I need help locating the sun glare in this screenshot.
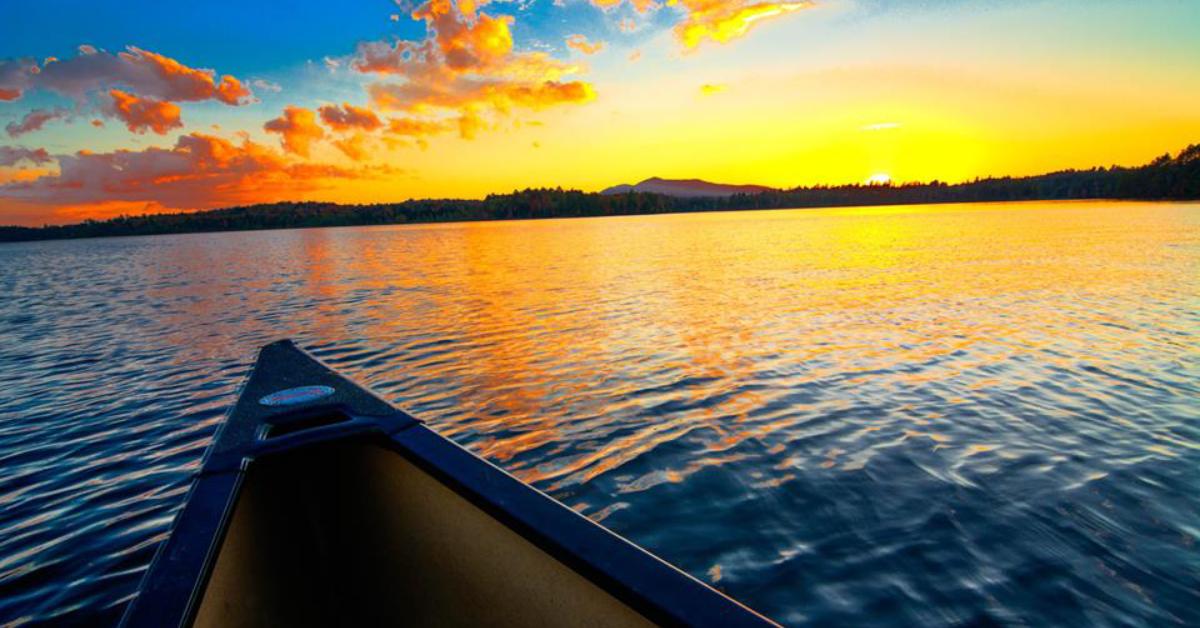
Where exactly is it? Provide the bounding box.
[865,173,892,185]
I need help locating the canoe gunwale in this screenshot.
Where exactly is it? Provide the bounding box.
[119,339,777,627]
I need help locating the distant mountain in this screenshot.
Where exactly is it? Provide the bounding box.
[601,177,776,198]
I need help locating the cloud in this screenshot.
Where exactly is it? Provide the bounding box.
[457,109,484,139]
[1,46,251,142]
[332,133,371,161]
[263,106,326,157]
[565,34,606,55]
[592,0,659,13]
[589,0,811,48]
[0,58,39,101]
[367,78,593,114]
[5,108,69,137]
[1,132,387,213]
[318,102,383,132]
[353,0,594,138]
[386,116,454,137]
[251,78,283,93]
[105,89,183,134]
[0,146,52,167]
[0,45,251,104]
[673,0,813,49]
[862,121,901,131]
[699,83,726,95]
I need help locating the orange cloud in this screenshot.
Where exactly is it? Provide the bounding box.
[353,0,594,138]
[413,0,514,71]
[318,102,383,132]
[386,117,454,137]
[0,47,251,143]
[332,133,370,161]
[126,47,251,105]
[672,0,813,49]
[368,79,594,117]
[498,80,595,108]
[0,132,387,215]
[263,106,325,157]
[0,46,251,104]
[457,110,484,139]
[106,89,183,135]
[5,108,69,137]
[565,34,606,55]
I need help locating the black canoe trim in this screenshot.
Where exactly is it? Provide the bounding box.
[120,340,777,627]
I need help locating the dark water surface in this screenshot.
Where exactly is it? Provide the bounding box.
[1,201,1198,626]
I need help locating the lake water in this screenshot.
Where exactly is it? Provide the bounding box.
[1,201,1198,626]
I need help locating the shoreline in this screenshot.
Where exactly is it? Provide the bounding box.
[2,196,1198,246]
[3,142,1198,244]
[0,197,1188,244]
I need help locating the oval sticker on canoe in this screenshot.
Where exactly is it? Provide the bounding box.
[259,385,335,407]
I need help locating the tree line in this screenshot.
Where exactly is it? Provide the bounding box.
[2,143,1196,243]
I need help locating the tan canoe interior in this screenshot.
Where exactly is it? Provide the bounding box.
[192,438,654,628]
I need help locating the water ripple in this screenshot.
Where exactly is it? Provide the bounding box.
[0,201,1198,626]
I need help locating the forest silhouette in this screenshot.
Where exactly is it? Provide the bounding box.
[2,143,1197,243]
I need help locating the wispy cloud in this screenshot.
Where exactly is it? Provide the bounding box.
[5,108,69,138]
[318,102,383,132]
[585,0,812,48]
[675,0,814,49]
[0,146,52,167]
[251,78,283,93]
[566,34,606,55]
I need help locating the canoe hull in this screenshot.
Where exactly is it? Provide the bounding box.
[121,340,775,627]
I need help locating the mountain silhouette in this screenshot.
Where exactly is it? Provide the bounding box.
[601,177,776,198]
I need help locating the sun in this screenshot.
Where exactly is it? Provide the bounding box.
[865,173,892,185]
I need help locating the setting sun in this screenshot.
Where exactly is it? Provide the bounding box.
[865,173,893,186]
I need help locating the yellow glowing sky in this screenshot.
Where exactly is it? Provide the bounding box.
[1,0,1198,224]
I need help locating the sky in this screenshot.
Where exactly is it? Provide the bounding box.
[1,0,1198,225]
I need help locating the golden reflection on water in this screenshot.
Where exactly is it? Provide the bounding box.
[211,200,1196,489]
[138,201,1199,489]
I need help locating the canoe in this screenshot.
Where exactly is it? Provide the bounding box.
[120,340,776,627]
